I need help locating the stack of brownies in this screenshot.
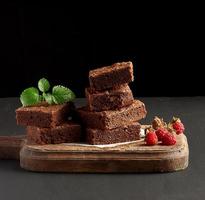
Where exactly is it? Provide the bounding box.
[78,61,147,145]
[16,102,81,144]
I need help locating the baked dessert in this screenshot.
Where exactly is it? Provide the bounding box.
[89,61,134,90]
[77,100,147,129]
[86,122,141,145]
[16,102,74,128]
[85,84,134,111]
[26,121,81,144]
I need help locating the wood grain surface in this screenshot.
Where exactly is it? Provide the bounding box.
[20,134,189,173]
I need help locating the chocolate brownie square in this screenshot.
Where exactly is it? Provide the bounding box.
[77,100,147,129]
[89,61,134,90]
[26,121,81,145]
[16,102,74,128]
[85,84,134,111]
[86,122,141,145]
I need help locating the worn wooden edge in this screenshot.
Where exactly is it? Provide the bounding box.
[0,135,25,159]
[20,135,189,173]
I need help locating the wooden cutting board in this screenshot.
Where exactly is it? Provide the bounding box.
[0,134,189,173]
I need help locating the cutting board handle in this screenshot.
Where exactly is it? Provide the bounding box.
[0,135,26,160]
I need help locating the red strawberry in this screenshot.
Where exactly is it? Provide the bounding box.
[145,131,158,145]
[161,133,176,145]
[172,121,185,134]
[155,128,168,141]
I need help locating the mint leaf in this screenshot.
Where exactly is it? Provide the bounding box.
[20,87,40,106]
[39,95,44,102]
[52,85,75,104]
[43,93,54,105]
[38,78,50,92]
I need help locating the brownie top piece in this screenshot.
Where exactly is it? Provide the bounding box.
[16,102,74,128]
[16,103,71,113]
[89,61,134,90]
[89,61,133,76]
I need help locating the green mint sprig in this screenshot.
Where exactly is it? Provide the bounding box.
[38,78,50,93]
[20,78,76,106]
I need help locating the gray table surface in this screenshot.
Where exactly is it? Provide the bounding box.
[0,97,204,200]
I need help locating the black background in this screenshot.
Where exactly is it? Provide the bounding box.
[0,3,203,97]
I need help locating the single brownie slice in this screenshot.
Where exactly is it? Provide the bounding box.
[89,61,134,90]
[77,100,147,130]
[26,121,81,145]
[85,84,134,111]
[86,122,141,145]
[16,102,74,128]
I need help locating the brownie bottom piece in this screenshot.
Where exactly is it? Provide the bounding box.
[86,122,141,145]
[27,122,81,145]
